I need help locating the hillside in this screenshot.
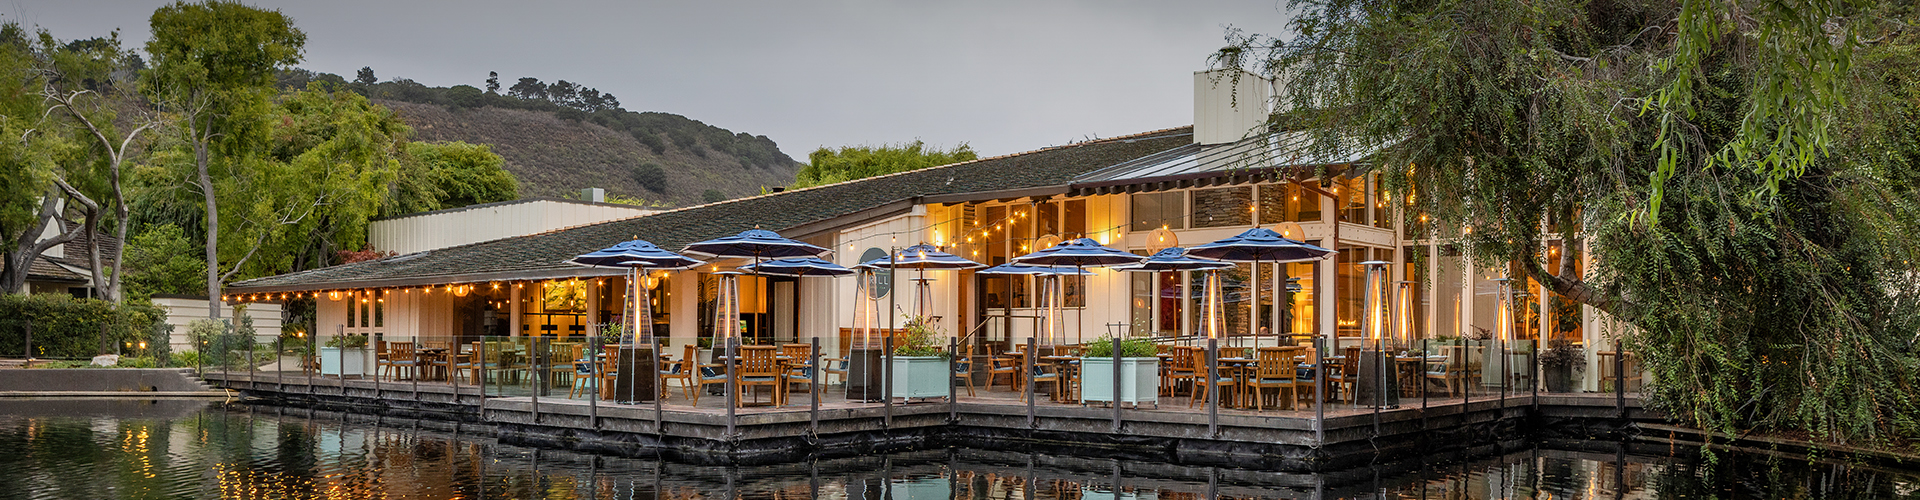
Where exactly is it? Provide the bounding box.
[382,100,799,206]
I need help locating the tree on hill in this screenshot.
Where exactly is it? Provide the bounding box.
[485,71,498,94]
[1220,0,1920,445]
[701,189,726,203]
[793,140,976,189]
[631,162,667,193]
[354,66,375,85]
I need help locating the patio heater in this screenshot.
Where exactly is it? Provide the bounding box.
[1202,270,1226,341]
[1358,260,1398,407]
[1394,280,1415,351]
[1492,277,1514,394]
[847,268,885,401]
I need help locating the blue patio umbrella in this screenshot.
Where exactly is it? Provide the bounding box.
[1010,238,1147,345]
[682,229,832,260]
[1113,247,1235,272]
[738,257,856,277]
[974,263,1094,276]
[1185,228,1335,346]
[568,239,704,346]
[683,229,830,345]
[976,263,1089,345]
[1116,247,1234,343]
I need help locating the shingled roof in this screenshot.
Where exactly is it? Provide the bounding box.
[229,127,1195,293]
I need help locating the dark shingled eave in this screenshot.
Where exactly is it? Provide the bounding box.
[227,127,1196,294]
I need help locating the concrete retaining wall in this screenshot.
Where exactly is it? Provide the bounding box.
[0,368,212,392]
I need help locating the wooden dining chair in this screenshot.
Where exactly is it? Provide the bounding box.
[1246,347,1300,411]
[655,344,695,401]
[373,340,392,380]
[1026,361,1063,403]
[1188,347,1236,408]
[1165,346,1197,398]
[1330,347,1362,403]
[987,352,1020,391]
[735,345,785,407]
[383,341,417,380]
[951,342,976,397]
[821,356,849,387]
[780,343,814,393]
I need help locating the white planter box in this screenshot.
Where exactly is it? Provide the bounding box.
[319,347,368,376]
[889,356,949,400]
[1080,357,1159,405]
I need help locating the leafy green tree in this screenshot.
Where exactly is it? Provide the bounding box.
[484,71,499,94]
[631,162,667,192]
[122,223,204,299]
[142,0,305,319]
[793,140,976,189]
[700,189,726,203]
[353,66,375,85]
[35,27,157,303]
[405,141,517,210]
[445,84,482,108]
[0,24,94,295]
[508,77,545,100]
[1222,0,1920,445]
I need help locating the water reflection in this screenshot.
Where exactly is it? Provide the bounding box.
[0,402,1914,499]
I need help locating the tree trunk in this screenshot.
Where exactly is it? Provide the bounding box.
[196,122,222,321]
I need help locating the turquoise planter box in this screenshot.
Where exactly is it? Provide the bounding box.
[1079,357,1159,406]
[889,356,949,400]
[319,347,367,377]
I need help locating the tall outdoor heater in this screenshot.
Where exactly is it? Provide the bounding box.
[1358,260,1398,408]
[567,239,703,404]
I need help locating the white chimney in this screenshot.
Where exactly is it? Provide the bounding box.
[581,187,605,203]
[1193,69,1271,145]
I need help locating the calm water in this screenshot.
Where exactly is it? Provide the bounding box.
[0,401,1915,499]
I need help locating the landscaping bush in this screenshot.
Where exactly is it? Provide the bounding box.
[0,294,164,359]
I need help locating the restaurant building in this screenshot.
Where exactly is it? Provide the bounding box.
[228,70,1623,392]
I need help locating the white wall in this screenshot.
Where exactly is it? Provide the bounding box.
[369,200,655,254]
[152,297,283,353]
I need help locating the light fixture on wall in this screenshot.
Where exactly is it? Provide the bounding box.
[1271,222,1306,241]
[327,290,341,302]
[452,284,470,297]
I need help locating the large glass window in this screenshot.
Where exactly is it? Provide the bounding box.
[1129,192,1185,231]
[1063,199,1087,235]
[1436,244,1464,339]
[1284,260,1316,337]
[1257,183,1320,223]
[1130,270,1154,336]
[1545,239,1584,343]
[1191,187,1253,228]
[1373,177,1393,229]
[1189,264,1253,339]
[1037,201,1061,237]
[1336,175,1367,223]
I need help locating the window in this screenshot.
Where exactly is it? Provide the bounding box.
[1257,183,1320,223]
[1129,192,1185,231]
[1063,199,1086,235]
[1372,176,1393,229]
[1037,201,1061,237]
[1336,175,1366,223]
[1191,187,1252,228]
[1284,260,1316,336]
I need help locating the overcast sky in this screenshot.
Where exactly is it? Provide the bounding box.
[12,0,1293,160]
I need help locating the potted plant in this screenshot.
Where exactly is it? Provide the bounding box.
[889,315,950,400]
[1080,336,1159,407]
[1539,339,1586,392]
[319,333,369,377]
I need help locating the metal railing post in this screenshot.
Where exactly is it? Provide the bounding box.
[810,336,821,435]
[1025,337,1036,428]
[589,334,598,429]
[531,336,541,424]
[883,334,894,428]
[1207,337,1219,438]
[1615,349,1626,419]
[411,335,421,401]
[1111,335,1122,433]
[23,318,31,360]
[246,323,256,387]
[373,330,383,399]
[1313,334,1324,447]
[449,335,461,404]
[948,337,958,423]
[652,335,663,435]
[725,337,737,439]
[478,337,488,416]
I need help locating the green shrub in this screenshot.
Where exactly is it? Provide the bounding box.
[893,315,948,358]
[1084,336,1157,358]
[0,294,164,359]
